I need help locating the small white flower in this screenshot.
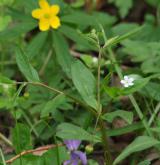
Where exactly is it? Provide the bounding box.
[92,57,98,63]
[120,76,134,88]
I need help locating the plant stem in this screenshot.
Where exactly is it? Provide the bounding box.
[99,119,113,165]
[0,133,12,147]
[97,48,112,165]
[0,148,6,165]
[39,50,52,76]
[107,47,153,137]
[149,102,160,126]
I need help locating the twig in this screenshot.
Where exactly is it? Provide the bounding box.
[6,144,63,164]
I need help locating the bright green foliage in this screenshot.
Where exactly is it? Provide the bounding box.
[56,122,100,142]
[71,60,98,109]
[1,0,160,165]
[16,48,40,82]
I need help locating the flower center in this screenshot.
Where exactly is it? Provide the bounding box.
[44,13,50,19]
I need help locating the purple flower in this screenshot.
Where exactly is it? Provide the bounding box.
[63,140,87,165]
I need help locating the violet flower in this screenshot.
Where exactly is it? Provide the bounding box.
[63,140,87,165]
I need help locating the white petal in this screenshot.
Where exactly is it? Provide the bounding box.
[129,77,134,82]
[124,76,129,80]
[120,80,125,84]
[124,84,129,87]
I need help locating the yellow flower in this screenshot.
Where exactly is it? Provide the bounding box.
[32,0,61,31]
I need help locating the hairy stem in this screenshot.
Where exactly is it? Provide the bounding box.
[97,48,112,165]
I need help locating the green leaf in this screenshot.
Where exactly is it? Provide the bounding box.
[113,136,160,165]
[61,11,94,27]
[53,31,73,77]
[138,160,151,165]
[42,146,69,165]
[109,0,133,18]
[102,110,133,124]
[71,0,85,8]
[103,86,121,98]
[41,94,66,118]
[16,47,40,82]
[56,123,100,142]
[140,82,160,101]
[12,123,32,153]
[0,21,37,41]
[0,15,12,31]
[59,25,92,48]
[104,27,142,48]
[27,31,48,59]
[71,60,97,109]
[107,122,143,137]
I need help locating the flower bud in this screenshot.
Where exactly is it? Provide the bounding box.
[85,144,94,154]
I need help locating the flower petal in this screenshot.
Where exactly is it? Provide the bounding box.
[50,16,61,29]
[63,160,72,165]
[120,80,125,84]
[124,76,129,80]
[32,9,43,19]
[64,140,81,151]
[74,151,87,165]
[50,5,60,15]
[39,18,50,31]
[39,0,50,9]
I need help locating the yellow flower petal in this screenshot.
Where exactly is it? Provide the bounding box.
[50,5,60,15]
[50,16,61,29]
[32,9,43,19]
[39,0,50,9]
[39,18,50,31]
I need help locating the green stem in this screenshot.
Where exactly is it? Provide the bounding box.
[39,50,52,76]
[21,111,39,138]
[107,47,153,137]
[97,48,112,165]
[99,119,113,165]
[0,148,6,165]
[149,102,160,126]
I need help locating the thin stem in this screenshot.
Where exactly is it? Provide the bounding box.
[39,50,52,76]
[21,111,39,138]
[0,148,6,165]
[97,49,102,112]
[107,47,153,137]
[6,144,63,164]
[0,133,12,147]
[96,48,112,165]
[129,95,152,137]
[0,81,97,116]
[149,102,160,126]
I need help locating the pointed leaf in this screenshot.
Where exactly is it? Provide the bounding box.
[53,31,73,77]
[71,60,97,109]
[113,136,160,165]
[16,47,40,82]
